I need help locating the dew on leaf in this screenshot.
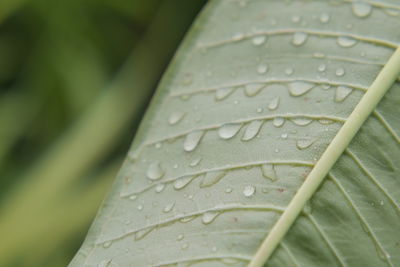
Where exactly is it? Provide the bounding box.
[215,87,235,101]
[268,96,280,110]
[288,81,315,96]
[273,117,285,127]
[200,171,227,187]
[335,86,353,102]
[184,130,205,152]
[218,123,242,139]
[202,211,220,224]
[242,120,263,141]
[146,162,165,181]
[337,36,357,47]
[252,35,266,46]
[261,164,277,181]
[352,2,372,18]
[245,83,265,96]
[243,185,256,197]
[292,32,308,46]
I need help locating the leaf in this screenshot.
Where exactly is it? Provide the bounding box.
[69,0,400,266]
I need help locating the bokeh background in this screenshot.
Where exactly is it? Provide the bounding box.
[0,0,206,266]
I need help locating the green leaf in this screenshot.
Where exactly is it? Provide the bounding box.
[70,0,400,266]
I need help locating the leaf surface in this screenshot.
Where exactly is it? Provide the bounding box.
[70,0,400,266]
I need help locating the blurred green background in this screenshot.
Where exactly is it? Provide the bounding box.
[0,0,206,266]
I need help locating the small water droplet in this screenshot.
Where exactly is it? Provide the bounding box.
[318,64,326,72]
[190,157,202,167]
[261,164,277,181]
[212,246,218,252]
[181,243,189,250]
[245,83,265,96]
[202,211,220,224]
[168,111,186,125]
[256,107,263,113]
[184,130,205,152]
[352,2,372,18]
[335,67,345,77]
[288,81,315,96]
[177,234,184,241]
[252,35,266,46]
[174,175,195,190]
[233,32,245,41]
[291,117,313,126]
[146,162,165,181]
[313,52,325,58]
[215,87,234,101]
[225,187,233,193]
[296,138,316,149]
[319,12,330,23]
[335,86,353,102]
[218,123,242,139]
[134,227,154,240]
[257,63,268,74]
[163,202,175,213]
[273,117,285,127]
[291,15,301,23]
[137,204,144,210]
[98,260,111,267]
[281,133,288,139]
[243,185,256,197]
[103,241,112,248]
[129,195,137,200]
[242,120,263,141]
[285,67,294,76]
[268,96,280,110]
[200,171,227,187]
[155,142,162,149]
[292,32,308,46]
[180,215,197,223]
[337,36,357,47]
[155,183,165,193]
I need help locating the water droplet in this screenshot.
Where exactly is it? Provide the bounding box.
[155,183,165,193]
[98,260,111,267]
[257,63,268,74]
[292,32,308,46]
[313,52,325,58]
[218,123,242,139]
[318,64,326,72]
[288,81,315,96]
[296,138,316,149]
[190,157,202,167]
[291,117,313,126]
[242,120,263,141]
[337,36,357,47]
[319,13,330,23]
[384,8,400,16]
[352,2,372,18]
[146,162,165,181]
[281,133,288,139]
[129,195,137,200]
[335,86,353,102]
[268,96,280,110]
[163,202,175,213]
[137,204,144,210]
[273,117,285,127]
[285,67,294,76]
[261,164,277,181]
[225,187,233,193]
[134,227,154,240]
[245,83,265,96]
[291,15,301,23]
[319,119,334,125]
[256,107,263,113]
[168,111,186,125]
[202,211,220,224]
[243,185,256,197]
[215,87,234,101]
[177,234,184,241]
[181,243,189,250]
[174,175,195,190]
[233,32,245,41]
[335,67,345,77]
[184,130,205,152]
[103,241,112,248]
[252,35,266,46]
[200,171,227,187]
[155,142,162,149]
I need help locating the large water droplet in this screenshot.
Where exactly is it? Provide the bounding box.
[273,117,285,127]
[242,120,263,141]
[215,87,234,101]
[296,138,315,149]
[318,64,326,72]
[200,171,227,187]
[146,162,165,180]
[202,211,220,224]
[292,32,308,46]
[155,183,166,193]
[177,234,184,241]
[243,185,256,197]
[261,164,277,181]
[184,130,205,152]
[168,111,186,125]
[352,2,372,18]
[257,63,268,74]
[291,117,313,126]
[245,83,265,96]
[285,67,294,76]
[190,157,202,167]
[268,96,280,110]
[337,36,357,47]
[335,67,345,77]
[319,13,330,23]
[174,175,195,190]
[288,81,315,96]
[252,35,266,46]
[335,86,353,102]
[218,123,242,139]
[163,202,175,213]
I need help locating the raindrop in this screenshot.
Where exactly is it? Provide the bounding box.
[137,204,144,211]
[256,107,263,113]
[134,227,154,240]
[352,2,372,18]
[103,241,112,248]
[181,243,189,250]
[218,123,242,139]
[163,202,175,213]
[177,234,184,241]
[190,157,202,167]
[335,86,353,102]
[252,35,266,46]
[296,138,316,149]
[233,32,245,41]
[257,63,268,74]
[184,130,205,152]
[281,133,288,139]
[155,183,165,193]
[291,15,301,23]
[245,83,265,96]
[225,187,233,193]
[180,215,197,223]
[285,67,294,76]
[291,117,313,126]
[268,96,280,110]
[313,52,325,58]
[243,185,256,197]
[98,260,111,267]
[337,36,357,47]
[273,117,285,127]
[292,32,308,46]
[335,67,345,77]
[215,87,235,101]
[321,84,331,90]
[200,171,227,187]
[261,164,277,181]
[318,64,326,72]
[174,175,195,190]
[319,13,330,23]
[288,81,315,96]
[202,211,220,224]
[212,246,218,252]
[146,162,165,181]
[242,120,263,141]
[129,195,137,201]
